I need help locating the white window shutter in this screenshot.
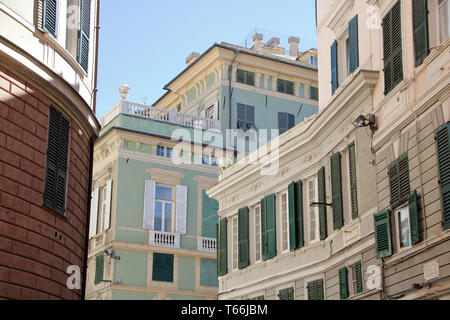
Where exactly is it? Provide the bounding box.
[143,180,156,230]
[89,188,99,239]
[176,185,188,234]
[213,101,219,120]
[103,180,112,231]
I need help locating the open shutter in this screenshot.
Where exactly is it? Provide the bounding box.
[176,185,188,234]
[331,40,338,95]
[348,142,358,219]
[261,197,267,260]
[295,181,304,248]
[218,218,228,276]
[43,0,57,36]
[265,194,277,259]
[143,180,156,230]
[339,267,348,299]
[398,154,411,204]
[288,182,297,250]
[413,0,429,66]
[94,254,104,285]
[331,152,344,230]
[318,167,328,240]
[389,160,400,207]
[436,123,450,230]
[103,180,112,231]
[78,0,91,72]
[374,210,393,258]
[348,15,359,74]
[408,191,420,245]
[89,188,99,239]
[316,279,324,300]
[354,261,363,294]
[238,207,249,269]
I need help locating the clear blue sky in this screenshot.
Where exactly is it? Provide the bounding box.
[96,0,317,119]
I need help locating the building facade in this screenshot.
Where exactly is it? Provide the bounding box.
[208,0,449,300]
[0,0,101,299]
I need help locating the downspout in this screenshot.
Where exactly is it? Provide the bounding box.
[228,50,239,132]
[92,0,101,114]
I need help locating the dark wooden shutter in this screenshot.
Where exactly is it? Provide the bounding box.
[331,152,344,230]
[279,287,294,300]
[202,190,219,238]
[152,253,174,282]
[348,142,359,219]
[307,281,315,300]
[288,113,295,130]
[348,15,359,74]
[374,210,393,258]
[265,194,277,259]
[339,267,348,299]
[247,72,255,86]
[315,279,324,300]
[286,81,294,95]
[78,0,91,72]
[389,154,410,208]
[218,218,228,276]
[288,182,296,250]
[408,191,420,245]
[436,123,450,230]
[331,40,338,95]
[295,181,305,248]
[94,254,104,284]
[278,112,287,134]
[354,261,363,294]
[238,207,249,269]
[413,0,429,66]
[237,69,245,83]
[43,0,57,36]
[318,167,327,240]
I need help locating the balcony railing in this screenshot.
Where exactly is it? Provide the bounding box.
[198,237,217,252]
[150,231,180,248]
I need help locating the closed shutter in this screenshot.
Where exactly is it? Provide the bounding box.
[78,0,91,72]
[278,288,286,300]
[143,180,156,230]
[288,113,295,130]
[236,69,245,83]
[152,253,174,282]
[348,142,358,219]
[436,123,450,230]
[315,279,324,300]
[354,261,363,294]
[176,185,188,234]
[331,40,338,95]
[247,72,255,86]
[89,188,99,239]
[94,254,104,285]
[261,197,267,260]
[413,0,429,66]
[288,182,296,250]
[339,267,348,299]
[279,287,294,300]
[238,207,249,269]
[389,154,410,208]
[265,194,277,259]
[374,210,393,258]
[331,152,344,230]
[218,218,228,276]
[318,167,327,240]
[43,0,57,36]
[348,15,359,74]
[295,181,304,248]
[307,281,315,300]
[408,191,420,245]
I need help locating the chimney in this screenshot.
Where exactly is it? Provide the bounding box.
[253,33,263,51]
[289,36,300,58]
[119,83,130,100]
[185,52,200,65]
[266,37,280,49]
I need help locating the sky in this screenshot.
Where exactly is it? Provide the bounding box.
[96,0,317,119]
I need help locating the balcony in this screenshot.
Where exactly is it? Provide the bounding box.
[198,237,217,253]
[150,230,180,248]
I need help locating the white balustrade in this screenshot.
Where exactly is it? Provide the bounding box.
[150,231,180,248]
[198,237,217,252]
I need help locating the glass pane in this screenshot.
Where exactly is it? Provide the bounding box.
[155,185,173,201]
[246,106,255,122]
[156,146,164,157]
[399,208,411,248]
[166,148,173,158]
[237,104,246,121]
[154,201,163,231]
[164,203,173,233]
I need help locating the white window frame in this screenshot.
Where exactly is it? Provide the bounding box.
[154,184,175,233]
[97,185,107,233]
[232,216,239,272]
[342,257,363,298]
[394,205,412,253]
[280,191,290,253]
[438,0,449,43]
[306,176,320,244]
[254,204,262,263]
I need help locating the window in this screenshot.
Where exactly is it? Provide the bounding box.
[310,56,318,66]
[348,142,358,219]
[254,205,262,263]
[232,216,238,271]
[277,79,294,95]
[306,279,324,300]
[413,0,430,66]
[396,206,411,249]
[236,69,255,86]
[43,0,58,37]
[152,253,174,282]
[280,192,289,252]
[43,106,70,216]
[309,86,319,101]
[94,254,104,285]
[439,0,449,43]
[307,177,319,243]
[278,287,294,300]
[237,103,256,131]
[97,183,111,233]
[166,147,173,159]
[156,146,172,158]
[156,146,165,157]
[389,154,410,209]
[154,185,174,233]
[206,105,215,120]
[278,112,295,135]
[331,40,339,95]
[339,261,363,299]
[77,0,91,72]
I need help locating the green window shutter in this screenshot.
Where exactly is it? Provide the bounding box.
[218,218,228,276]
[413,0,429,66]
[288,182,297,250]
[307,281,315,300]
[43,0,57,36]
[94,254,104,285]
[238,207,249,269]
[295,181,305,249]
[264,194,277,260]
[436,123,450,230]
[348,15,359,74]
[374,210,393,258]
[339,267,348,299]
[78,0,91,73]
[261,197,267,260]
[279,287,294,300]
[318,167,328,240]
[354,261,363,294]
[247,71,255,86]
[389,154,410,208]
[202,190,219,238]
[408,191,420,245]
[331,40,338,95]
[237,69,245,83]
[152,253,174,282]
[331,153,344,230]
[348,142,359,219]
[315,279,324,300]
[278,288,286,300]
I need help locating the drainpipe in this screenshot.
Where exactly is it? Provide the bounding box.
[228,50,239,133]
[92,0,101,114]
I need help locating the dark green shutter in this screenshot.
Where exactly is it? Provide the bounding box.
[288,182,297,250]
[408,191,420,245]
[202,190,219,238]
[152,253,174,282]
[318,167,327,240]
[238,207,249,269]
[354,261,363,294]
[348,15,359,74]
[339,267,348,299]
[348,142,359,219]
[237,69,245,83]
[94,255,104,285]
[261,198,267,260]
[307,281,315,300]
[78,0,91,72]
[389,154,410,208]
[331,40,338,95]
[295,181,305,248]
[374,210,393,258]
[43,0,57,36]
[315,279,324,300]
[279,287,294,300]
[247,71,255,86]
[331,153,344,230]
[383,1,403,95]
[436,123,450,230]
[218,218,228,276]
[413,0,429,66]
[265,194,277,260]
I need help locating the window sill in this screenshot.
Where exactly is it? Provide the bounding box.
[347,288,382,300]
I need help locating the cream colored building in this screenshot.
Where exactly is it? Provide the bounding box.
[208,0,449,300]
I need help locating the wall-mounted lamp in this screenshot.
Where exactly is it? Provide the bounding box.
[104,249,121,261]
[353,114,377,131]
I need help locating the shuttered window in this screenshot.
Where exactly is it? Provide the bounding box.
[339,261,363,299]
[295,181,305,249]
[374,210,393,258]
[331,40,339,95]
[348,15,359,74]
[408,191,420,245]
[413,0,429,66]
[236,69,255,86]
[309,86,319,101]
[238,207,249,269]
[218,218,228,276]
[331,153,344,230]
[278,112,295,135]
[237,103,256,131]
[436,122,450,230]
[94,254,104,285]
[43,0,58,37]
[78,0,91,73]
[288,183,296,250]
[383,1,403,95]
[352,261,363,295]
[339,267,348,299]
[152,253,174,282]
[348,142,359,219]
[318,167,327,240]
[307,279,324,300]
[43,106,70,216]
[278,287,294,300]
[263,194,277,260]
[277,79,295,95]
[389,154,410,209]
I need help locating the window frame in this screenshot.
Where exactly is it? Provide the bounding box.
[393,205,413,252]
[306,176,320,244]
[236,69,256,86]
[438,0,450,43]
[154,184,175,233]
[280,191,290,254]
[237,103,256,132]
[276,78,295,95]
[254,204,263,264]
